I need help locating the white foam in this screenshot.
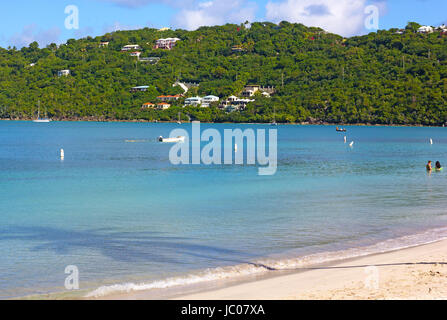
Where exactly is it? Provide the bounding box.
[86,226,447,298]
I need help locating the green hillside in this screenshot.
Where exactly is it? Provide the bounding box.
[1,21,447,125]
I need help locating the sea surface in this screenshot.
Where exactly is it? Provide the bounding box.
[2,121,447,299]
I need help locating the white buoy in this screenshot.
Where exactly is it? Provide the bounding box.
[349,141,354,147]
[344,136,347,143]
[60,148,65,160]
[234,144,238,152]
[430,138,433,145]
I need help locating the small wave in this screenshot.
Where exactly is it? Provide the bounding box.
[86,226,447,298]
[125,140,150,143]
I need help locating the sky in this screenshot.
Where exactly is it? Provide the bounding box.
[0,0,446,49]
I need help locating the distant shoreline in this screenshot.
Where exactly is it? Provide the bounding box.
[0,118,444,128]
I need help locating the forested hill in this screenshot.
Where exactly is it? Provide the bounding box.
[1,21,447,125]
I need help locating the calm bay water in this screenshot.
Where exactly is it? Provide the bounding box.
[1,121,447,298]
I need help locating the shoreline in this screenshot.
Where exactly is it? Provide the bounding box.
[12,226,447,300]
[84,225,447,300]
[101,238,447,300]
[0,118,444,128]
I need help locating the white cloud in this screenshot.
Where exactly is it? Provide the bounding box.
[173,0,257,30]
[9,25,61,48]
[265,0,380,37]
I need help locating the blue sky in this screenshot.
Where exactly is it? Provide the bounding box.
[1,0,446,49]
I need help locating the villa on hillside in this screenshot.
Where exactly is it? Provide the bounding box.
[231,45,245,53]
[139,57,160,64]
[157,95,182,102]
[184,97,203,107]
[156,102,170,110]
[202,95,219,107]
[57,69,70,77]
[99,41,109,47]
[418,26,434,33]
[437,24,447,32]
[130,86,149,92]
[241,85,275,97]
[219,95,254,112]
[121,44,141,51]
[154,38,180,50]
[141,102,155,109]
[130,51,141,57]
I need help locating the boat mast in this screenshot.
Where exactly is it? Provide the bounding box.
[273,105,276,123]
[37,100,41,119]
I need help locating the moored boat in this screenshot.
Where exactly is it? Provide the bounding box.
[158,136,185,143]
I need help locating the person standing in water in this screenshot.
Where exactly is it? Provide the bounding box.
[435,161,443,171]
[426,161,433,171]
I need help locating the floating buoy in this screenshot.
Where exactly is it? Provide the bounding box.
[349,141,354,147]
[60,148,65,160]
[344,136,347,143]
[430,138,433,145]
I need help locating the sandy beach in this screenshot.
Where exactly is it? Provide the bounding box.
[103,239,447,300]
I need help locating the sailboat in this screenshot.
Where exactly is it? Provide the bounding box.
[271,106,278,126]
[33,101,51,123]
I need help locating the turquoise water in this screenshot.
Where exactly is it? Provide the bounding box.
[2,121,447,298]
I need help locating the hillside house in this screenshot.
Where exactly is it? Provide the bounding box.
[157,95,181,102]
[58,70,70,77]
[154,38,180,50]
[130,86,149,92]
[418,26,434,34]
[99,42,109,47]
[121,44,141,51]
[202,95,219,107]
[141,102,155,109]
[156,102,170,110]
[184,97,203,107]
[139,57,160,64]
[231,45,245,53]
[242,85,275,97]
[219,95,254,111]
[130,51,141,57]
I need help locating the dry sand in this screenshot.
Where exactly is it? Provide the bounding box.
[172,239,447,300]
[98,239,447,300]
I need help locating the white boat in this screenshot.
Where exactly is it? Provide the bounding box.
[33,119,52,123]
[33,101,52,123]
[158,136,185,143]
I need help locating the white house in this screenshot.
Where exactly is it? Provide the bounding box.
[219,96,254,112]
[184,96,203,106]
[202,95,219,107]
[438,24,447,32]
[58,70,70,77]
[130,86,149,92]
[99,42,109,47]
[261,92,271,98]
[121,44,141,51]
[129,51,141,57]
[154,38,180,50]
[418,26,434,34]
[139,57,160,64]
